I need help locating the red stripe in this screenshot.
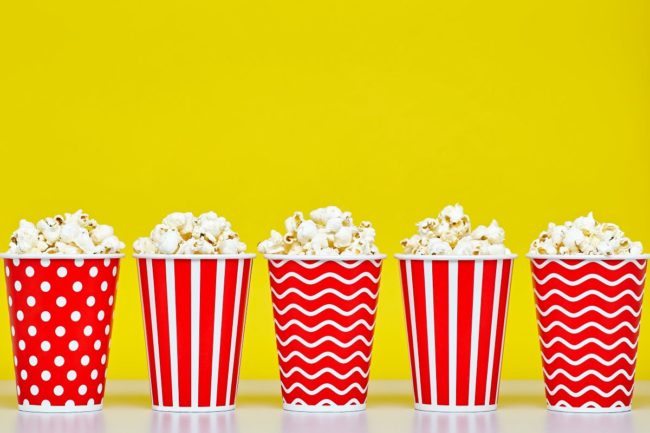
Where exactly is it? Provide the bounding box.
[151,259,172,407]
[229,258,252,405]
[216,259,238,406]
[197,259,217,407]
[489,260,512,404]
[410,260,432,405]
[456,260,475,406]
[474,260,497,405]
[432,261,449,405]
[138,259,159,406]
[400,260,419,403]
[172,260,192,407]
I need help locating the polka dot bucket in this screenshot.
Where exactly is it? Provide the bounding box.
[2,254,122,412]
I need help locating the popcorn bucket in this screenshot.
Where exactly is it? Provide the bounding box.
[1,254,122,412]
[529,254,648,412]
[134,254,255,412]
[395,254,516,412]
[265,254,385,412]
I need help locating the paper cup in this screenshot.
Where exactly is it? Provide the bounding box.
[2,253,122,412]
[529,254,648,413]
[134,254,255,412]
[265,254,385,412]
[396,254,516,412]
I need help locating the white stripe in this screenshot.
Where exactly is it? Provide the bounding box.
[234,260,253,399]
[467,261,483,406]
[210,259,226,407]
[494,260,512,401]
[165,259,179,407]
[225,259,244,404]
[405,261,422,403]
[146,259,163,405]
[424,261,437,405]
[190,260,201,406]
[484,260,503,404]
[136,261,154,399]
[448,261,458,405]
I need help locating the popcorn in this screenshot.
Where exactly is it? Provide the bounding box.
[258,206,379,256]
[401,204,511,256]
[8,210,124,254]
[530,212,643,256]
[133,211,247,255]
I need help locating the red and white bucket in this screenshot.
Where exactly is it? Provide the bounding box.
[134,254,254,412]
[529,254,648,413]
[2,253,122,412]
[395,254,516,412]
[265,254,385,412]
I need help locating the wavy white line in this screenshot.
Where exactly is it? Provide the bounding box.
[542,352,636,366]
[543,367,635,381]
[281,382,368,395]
[280,366,369,379]
[540,336,638,350]
[270,259,382,269]
[276,334,373,348]
[270,271,381,285]
[278,350,372,363]
[533,273,645,286]
[274,318,374,332]
[534,288,643,303]
[554,400,627,409]
[532,259,646,271]
[288,398,362,406]
[536,304,641,319]
[546,384,633,398]
[537,320,640,334]
[273,303,377,316]
[271,287,378,301]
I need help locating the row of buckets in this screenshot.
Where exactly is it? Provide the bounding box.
[1,252,647,413]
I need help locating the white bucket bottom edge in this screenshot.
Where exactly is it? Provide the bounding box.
[152,404,235,413]
[283,403,366,413]
[415,403,497,413]
[18,404,103,413]
[547,405,631,414]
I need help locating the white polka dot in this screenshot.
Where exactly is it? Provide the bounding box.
[41,400,50,406]
[18,340,25,350]
[27,326,36,337]
[57,267,67,278]
[78,384,87,395]
[101,354,106,365]
[104,258,110,267]
[88,397,95,405]
[29,356,37,366]
[41,370,51,381]
[84,325,93,336]
[22,399,29,406]
[97,383,103,394]
[17,310,24,321]
[112,266,117,276]
[41,341,51,351]
[86,296,96,307]
[108,296,114,306]
[30,385,39,395]
[89,267,98,277]
[11,326,15,336]
[81,355,90,366]
[20,370,27,380]
[71,311,81,321]
[94,340,101,350]
[14,281,22,291]
[14,356,18,366]
[104,325,110,335]
[40,258,50,268]
[67,370,77,381]
[65,400,75,407]
[91,369,98,380]
[40,281,51,292]
[75,258,84,267]
[41,311,51,322]
[25,266,34,277]
[69,340,79,351]
[16,385,20,396]
[13,258,20,266]
[55,326,66,337]
[56,296,67,307]
[26,296,36,307]
[54,356,65,367]
[53,386,64,396]
[97,311,105,321]
[72,281,83,292]
[5,266,10,276]
[8,296,12,307]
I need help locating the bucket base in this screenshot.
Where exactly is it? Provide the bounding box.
[283,403,366,413]
[18,404,103,413]
[152,404,235,413]
[415,403,497,413]
[547,405,631,414]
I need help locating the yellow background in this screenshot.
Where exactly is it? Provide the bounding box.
[0,1,649,382]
